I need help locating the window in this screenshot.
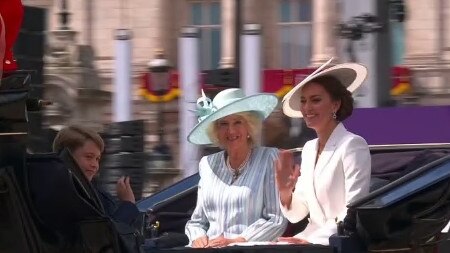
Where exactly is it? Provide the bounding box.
[391,21,405,65]
[190,1,221,70]
[278,0,312,69]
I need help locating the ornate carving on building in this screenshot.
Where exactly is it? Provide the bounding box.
[43,1,110,131]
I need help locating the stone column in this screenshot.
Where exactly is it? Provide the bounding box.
[242,0,260,24]
[403,0,440,67]
[241,24,262,95]
[311,0,337,66]
[220,0,236,68]
[179,27,200,178]
[441,0,450,64]
[85,0,93,46]
[262,0,277,69]
[113,29,133,122]
[151,0,172,59]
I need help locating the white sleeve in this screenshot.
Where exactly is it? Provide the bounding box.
[185,157,209,243]
[339,136,371,220]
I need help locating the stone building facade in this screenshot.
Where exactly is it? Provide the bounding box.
[23,0,450,170]
[28,0,450,89]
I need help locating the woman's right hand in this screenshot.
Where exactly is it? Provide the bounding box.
[275,150,300,207]
[192,236,209,248]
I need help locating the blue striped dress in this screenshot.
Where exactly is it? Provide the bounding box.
[185,146,287,244]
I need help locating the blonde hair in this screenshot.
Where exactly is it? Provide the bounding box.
[53,125,104,153]
[207,111,263,148]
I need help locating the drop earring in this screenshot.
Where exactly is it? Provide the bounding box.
[332,111,337,119]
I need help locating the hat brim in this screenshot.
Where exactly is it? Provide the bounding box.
[282,63,367,118]
[187,93,279,145]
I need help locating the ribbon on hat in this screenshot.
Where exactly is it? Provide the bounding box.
[195,90,217,122]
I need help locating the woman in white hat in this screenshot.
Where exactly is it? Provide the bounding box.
[275,59,372,245]
[185,88,287,248]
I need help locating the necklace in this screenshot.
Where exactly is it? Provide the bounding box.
[226,150,251,183]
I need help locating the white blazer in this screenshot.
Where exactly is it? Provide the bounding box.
[280,123,371,245]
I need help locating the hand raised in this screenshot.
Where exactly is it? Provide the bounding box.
[275,150,300,207]
[116,176,136,203]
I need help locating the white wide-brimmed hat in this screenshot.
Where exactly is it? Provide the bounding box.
[187,88,278,145]
[282,58,368,118]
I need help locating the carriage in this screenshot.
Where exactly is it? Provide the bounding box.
[2,72,450,253]
[137,106,450,253]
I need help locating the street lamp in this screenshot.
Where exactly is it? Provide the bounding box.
[147,49,171,155]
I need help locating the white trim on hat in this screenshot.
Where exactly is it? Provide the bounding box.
[282,59,368,118]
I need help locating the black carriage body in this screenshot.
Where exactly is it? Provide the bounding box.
[138,144,450,253]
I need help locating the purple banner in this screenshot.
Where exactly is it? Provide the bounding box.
[344,106,450,145]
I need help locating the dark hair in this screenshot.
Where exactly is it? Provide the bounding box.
[306,75,354,121]
[53,125,104,153]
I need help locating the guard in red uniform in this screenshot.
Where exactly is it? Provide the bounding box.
[0,0,24,77]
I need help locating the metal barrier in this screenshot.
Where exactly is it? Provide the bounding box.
[99,120,146,199]
[412,67,450,95]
